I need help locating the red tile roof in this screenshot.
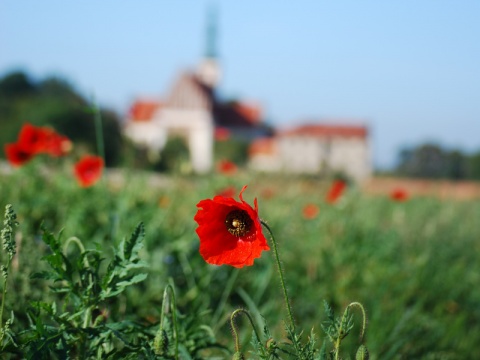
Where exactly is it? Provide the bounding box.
[279,124,368,138]
[129,100,161,121]
[233,102,262,125]
[248,137,277,156]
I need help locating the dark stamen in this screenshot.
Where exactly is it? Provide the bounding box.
[225,209,253,237]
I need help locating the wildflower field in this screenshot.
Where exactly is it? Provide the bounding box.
[1,158,480,358]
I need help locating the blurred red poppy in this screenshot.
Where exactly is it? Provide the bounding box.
[11,123,72,158]
[214,127,230,141]
[303,203,320,219]
[194,185,270,268]
[217,159,237,175]
[326,180,347,204]
[43,129,73,157]
[4,142,35,167]
[17,123,49,155]
[390,188,409,202]
[261,187,276,199]
[216,186,236,198]
[74,155,104,187]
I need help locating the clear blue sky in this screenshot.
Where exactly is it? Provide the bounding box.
[2,1,479,169]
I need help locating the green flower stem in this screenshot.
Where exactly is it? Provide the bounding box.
[347,302,367,342]
[64,236,89,268]
[92,96,106,164]
[155,283,179,359]
[230,308,262,354]
[334,302,367,360]
[261,220,296,333]
[0,258,11,332]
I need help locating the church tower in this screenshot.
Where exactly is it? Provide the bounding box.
[197,5,221,88]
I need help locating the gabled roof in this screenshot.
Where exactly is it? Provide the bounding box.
[279,123,368,138]
[165,72,214,110]
[213,101,263,128]
[125,71,265,130]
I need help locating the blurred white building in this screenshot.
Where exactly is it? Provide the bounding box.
[123,9,269,173]
[249,123,372,182]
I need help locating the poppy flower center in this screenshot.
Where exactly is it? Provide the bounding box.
[225,209,253,237]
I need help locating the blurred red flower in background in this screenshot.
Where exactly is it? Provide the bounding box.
[4,123,72,167]
[43,129,73,157]
[217,159,237,175]
[4,142,35,167]
[194,185,269,268]
[326,180,347,204]
[303,203,320,219]
[17,123,49,155]
[214,127,230,141]
[216,186,236,198]
[74,155,104,187]
[390,188,409,202]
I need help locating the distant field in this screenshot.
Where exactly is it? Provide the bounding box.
[363,175,480,200]
[0,166,479,358]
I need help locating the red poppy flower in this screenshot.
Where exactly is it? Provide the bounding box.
[390,188,409,202]
[17,123,49,155]
[326,180,347,204]
[16,123,72,157]
[74,155,104,187]
[194,185,270,268]
[43,130,73,157]
[217,159,237,175]
[4,142,35,167]
[303,203,320,219]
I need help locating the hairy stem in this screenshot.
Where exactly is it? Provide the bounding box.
[64,236,89,267]
[230,308,262,354]
[261,220,296,332]
[334,302,367,360]
[0,258,11,332]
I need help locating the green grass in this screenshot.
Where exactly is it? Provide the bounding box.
[0,163,479,358]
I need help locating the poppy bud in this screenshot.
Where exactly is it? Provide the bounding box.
[154,329,169,355]
[356,344,369,360]
[232,351,245,360]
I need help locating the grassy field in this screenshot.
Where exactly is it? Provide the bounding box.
[0,163,479,359]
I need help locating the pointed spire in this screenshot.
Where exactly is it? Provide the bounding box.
[205,4,218,59]
[198,3,221,88]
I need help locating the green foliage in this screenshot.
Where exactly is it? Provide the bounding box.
[156,137,191,173]
[0,168,480,358]
[0,70,123,166]
[395,142,480,180]
[214,139,250,165]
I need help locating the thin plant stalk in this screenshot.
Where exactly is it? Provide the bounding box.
[334,302,367,360]
[230,308,262,354]
[91,96,106,164]
[0,257,11,332]
[261,220,296,333]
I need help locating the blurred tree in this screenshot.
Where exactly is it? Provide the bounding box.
[0,71,36,98]
[467,151,480,180]
[396,143,448,178]
[395,143,480,180]
[445,150,467,180]
[0,70,123,166]
[214,139,249,165]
